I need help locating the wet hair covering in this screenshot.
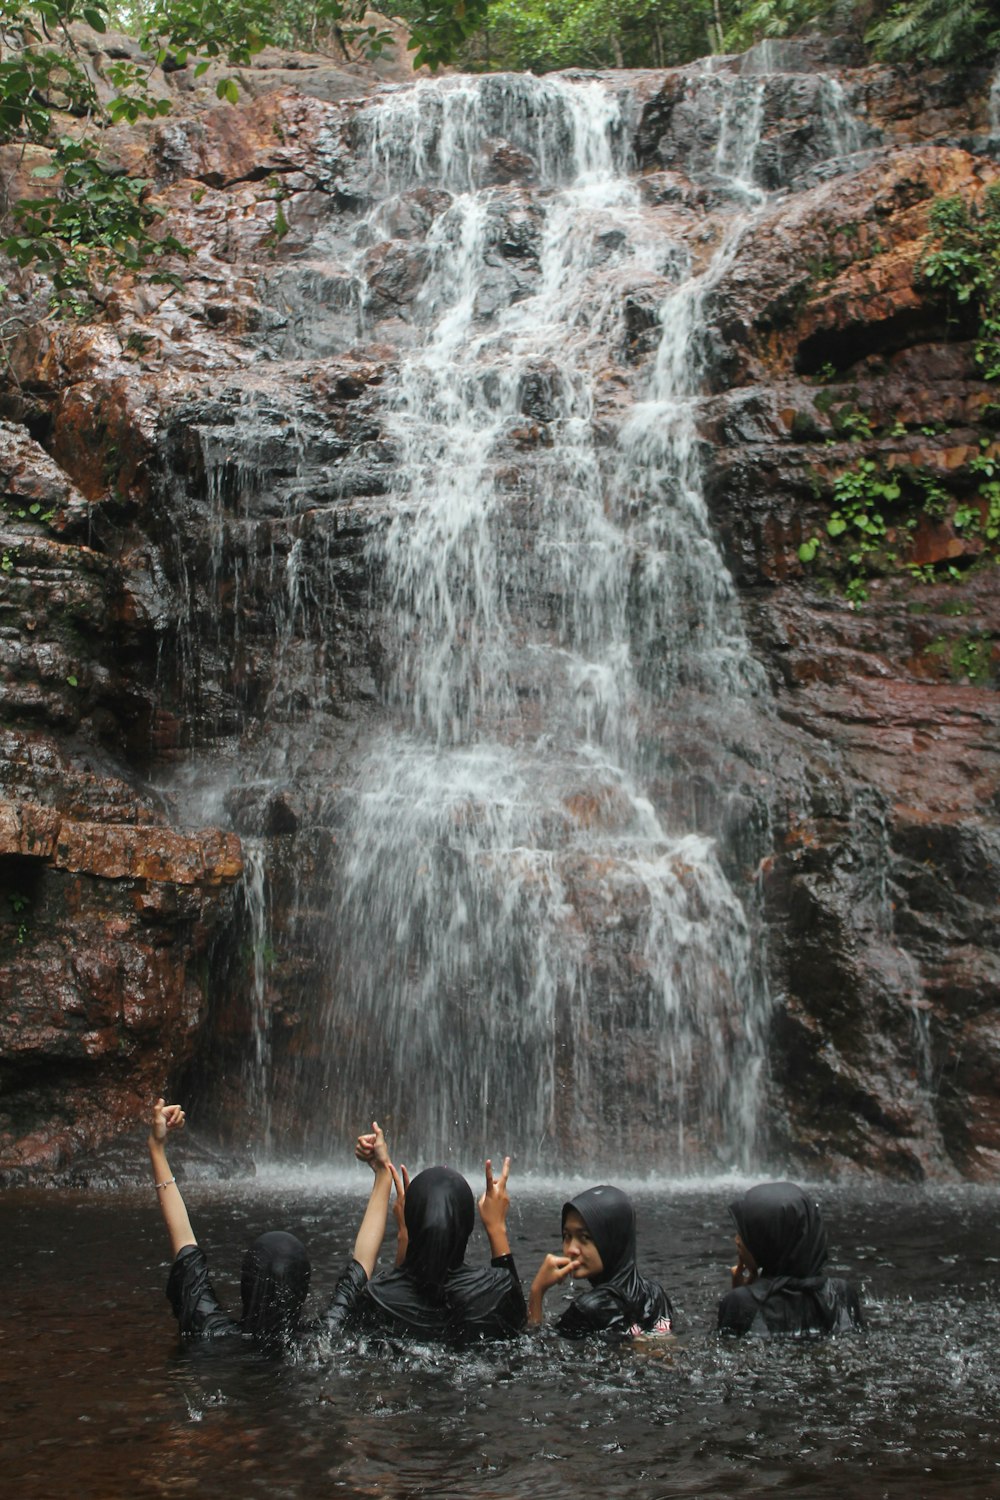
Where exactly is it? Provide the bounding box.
[720,1181,863,1338]
[239,1231,311,1344]
[336,1165,526,1341]
[730,1181,828,1279]
[166,1231,311,1346]
[401,1166,475,1298]
[556,1184,673,1339]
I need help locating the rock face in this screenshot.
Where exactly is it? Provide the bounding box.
[1,38,998,1179]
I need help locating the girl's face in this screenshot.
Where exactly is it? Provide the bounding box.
[562,1210,604,1279]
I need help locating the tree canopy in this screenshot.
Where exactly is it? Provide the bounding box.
[449,0,1000,73]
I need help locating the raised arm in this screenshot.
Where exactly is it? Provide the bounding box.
[148,1098,196,1259]
[390,1163,410,1266]
[478,1156,513,1260]
[351,1121,394,1278]
[527,1253,576,1326]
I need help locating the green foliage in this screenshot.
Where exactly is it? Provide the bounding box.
[723,0,839,53]
[920,187,1000,383]
[798,448,1000,603]
[911,469,949,519]
[258,0,396,57]
[0,0,397,316]
[139,0,272,66]
[0,0,106,143]
[826,458,901,542]
[2,494,56,523]
[457,0,715,73]
[866,0,999,64]
[396,0,490,67]
[6,889,31,945]
[3,137,189,314]
[924,632,994,684]
[830,402,874,439]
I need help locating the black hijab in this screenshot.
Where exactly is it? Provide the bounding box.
[240,1230,311,1343]
[563,1185,637,1285]
[402,1166,476,1298]
[725,1181,850,1335]
[729,1182,828,1280]
[353,1164,524,1338]
[557,1184,672,1337]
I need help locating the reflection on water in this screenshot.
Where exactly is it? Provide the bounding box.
[4,1184,1000,1498]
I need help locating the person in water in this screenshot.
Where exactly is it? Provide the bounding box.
[326,1153,526,1340]
[718,1180,864,1337]
[528,1184,673,1338]
[149,1099,394,1346]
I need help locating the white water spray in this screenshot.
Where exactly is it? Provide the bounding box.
[305,75,774,1169]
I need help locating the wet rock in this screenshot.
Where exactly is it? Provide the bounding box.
[478,138,539,185]
[362,238,431,315]
[2,42,999,1181]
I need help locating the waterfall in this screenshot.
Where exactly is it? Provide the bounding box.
[240,840,274,1150]
[817,75,863,159]
[282,74,776,1171]
[713,77,766,199]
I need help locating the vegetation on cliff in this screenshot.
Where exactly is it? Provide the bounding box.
[1,0,997,321]
[796,186,1000,605]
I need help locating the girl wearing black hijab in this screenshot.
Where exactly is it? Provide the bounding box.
[149,1100,393,1348]
[529,1184,673,1339]
[718,1181,864,1337]
[326,1157,526,1340]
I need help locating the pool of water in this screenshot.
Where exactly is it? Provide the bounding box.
[4,1178,999,1498]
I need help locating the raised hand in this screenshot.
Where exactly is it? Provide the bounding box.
[731,1236,758,1289]
[151,1097,186,1143]
[389,1162,410,1264]
[527,1250,577,1326]
[478,1156,512,1259]
[355,1120,390,1173]
[533,1253,576,1293]
[148,1098,196,1257]
[478,1156,511,1231]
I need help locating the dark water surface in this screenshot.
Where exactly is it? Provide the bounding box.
[3,1179,999,1499]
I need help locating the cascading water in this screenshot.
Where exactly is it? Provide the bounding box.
[160,61,880,1170]
[290,74,776,1170]
[240,840,274,1149]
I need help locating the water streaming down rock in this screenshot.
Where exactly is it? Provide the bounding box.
[7,37,995,1182]
[240,840,275,1149]
[286,74,779,1169]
